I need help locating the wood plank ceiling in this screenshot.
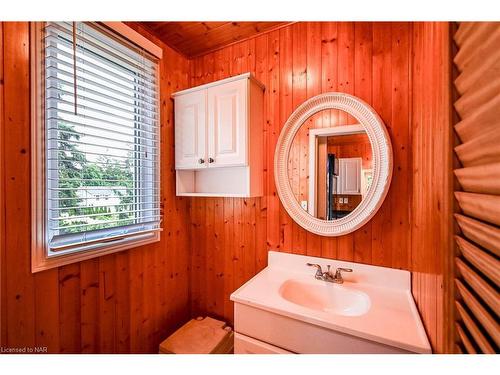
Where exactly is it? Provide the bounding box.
[140,22,290,58]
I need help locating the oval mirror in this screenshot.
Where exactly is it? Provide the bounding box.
[274,93,393,236]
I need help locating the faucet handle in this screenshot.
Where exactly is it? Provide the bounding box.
[306,263,321,268]
[334,267,353,280]
[306,263,323,278]
[336,267,353,273]
[306,263,322,270]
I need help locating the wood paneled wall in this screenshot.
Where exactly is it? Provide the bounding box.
[0,21,454,354]
[327,134,372,168]
[0,22,6,348]
[410,22,453,354]
[188,21,415,323]
[0,22,192,353]
[188,21,453,353]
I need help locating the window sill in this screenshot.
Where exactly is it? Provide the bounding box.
[31,231,160,273]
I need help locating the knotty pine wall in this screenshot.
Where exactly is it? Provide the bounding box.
[0,22,192,353]
[188,21,413,319]
[411,22,453,354]
[0,22,452,354]
[188,22,452,353]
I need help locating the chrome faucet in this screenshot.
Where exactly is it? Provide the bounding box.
[306,263,353,284]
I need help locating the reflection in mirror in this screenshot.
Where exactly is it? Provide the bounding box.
[287,109,373,221]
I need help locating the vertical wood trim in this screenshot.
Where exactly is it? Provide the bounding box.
[371,22,393,267]
[34,270,60,353]
[279,26,293,253]
[0,21,6,347]
[99,255,117,353]
[3,22,36,349]
[214,198,225,319]
[266,30,280,254]
[291,22,307,256]
[335,22,355,261]
[410,22,453,354]
[223,197,234,321]
[205,198,215,315]
[254,34,268,272]
[352,22,373,265]
[114,252,130,353]
[80,259,99,353]
[440,21,454,355]
[58,264,81,353]
[390,22,411,270]
[305,22,322,258]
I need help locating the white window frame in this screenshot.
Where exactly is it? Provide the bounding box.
[31,22,163,272]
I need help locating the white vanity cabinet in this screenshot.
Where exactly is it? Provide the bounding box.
[173,73,264,197]
[230,251,432,354]
[338,157,362,195]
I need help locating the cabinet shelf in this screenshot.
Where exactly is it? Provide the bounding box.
[176,166,261,197]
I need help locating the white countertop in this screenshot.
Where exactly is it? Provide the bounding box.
[230,251,432,354]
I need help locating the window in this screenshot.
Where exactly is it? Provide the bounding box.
[31,22,162,272]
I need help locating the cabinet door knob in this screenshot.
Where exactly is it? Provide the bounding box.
[198,158,205,164]
[208,157,215,163]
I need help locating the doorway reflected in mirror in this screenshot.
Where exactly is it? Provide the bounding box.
[287,108,373,221]
[321,132,372,220]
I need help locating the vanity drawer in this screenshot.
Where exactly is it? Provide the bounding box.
[234,303,412,354]
[234,333,293,354]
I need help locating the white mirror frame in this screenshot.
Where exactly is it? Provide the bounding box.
[274,92,393,237]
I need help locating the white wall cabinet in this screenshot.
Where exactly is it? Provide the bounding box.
[172,73,264,197]
[338,157,362,195]
[174,90,207,169]
[208,78,247,167]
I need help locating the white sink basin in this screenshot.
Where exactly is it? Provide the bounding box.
[279,278,371,316]
[230,251,432,353]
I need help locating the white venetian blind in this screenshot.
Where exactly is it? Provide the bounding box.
[44,21,161,254]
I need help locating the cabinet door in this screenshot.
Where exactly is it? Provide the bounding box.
[339,158,362,194]
[174,91,207,169]
[207,79,247,167]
